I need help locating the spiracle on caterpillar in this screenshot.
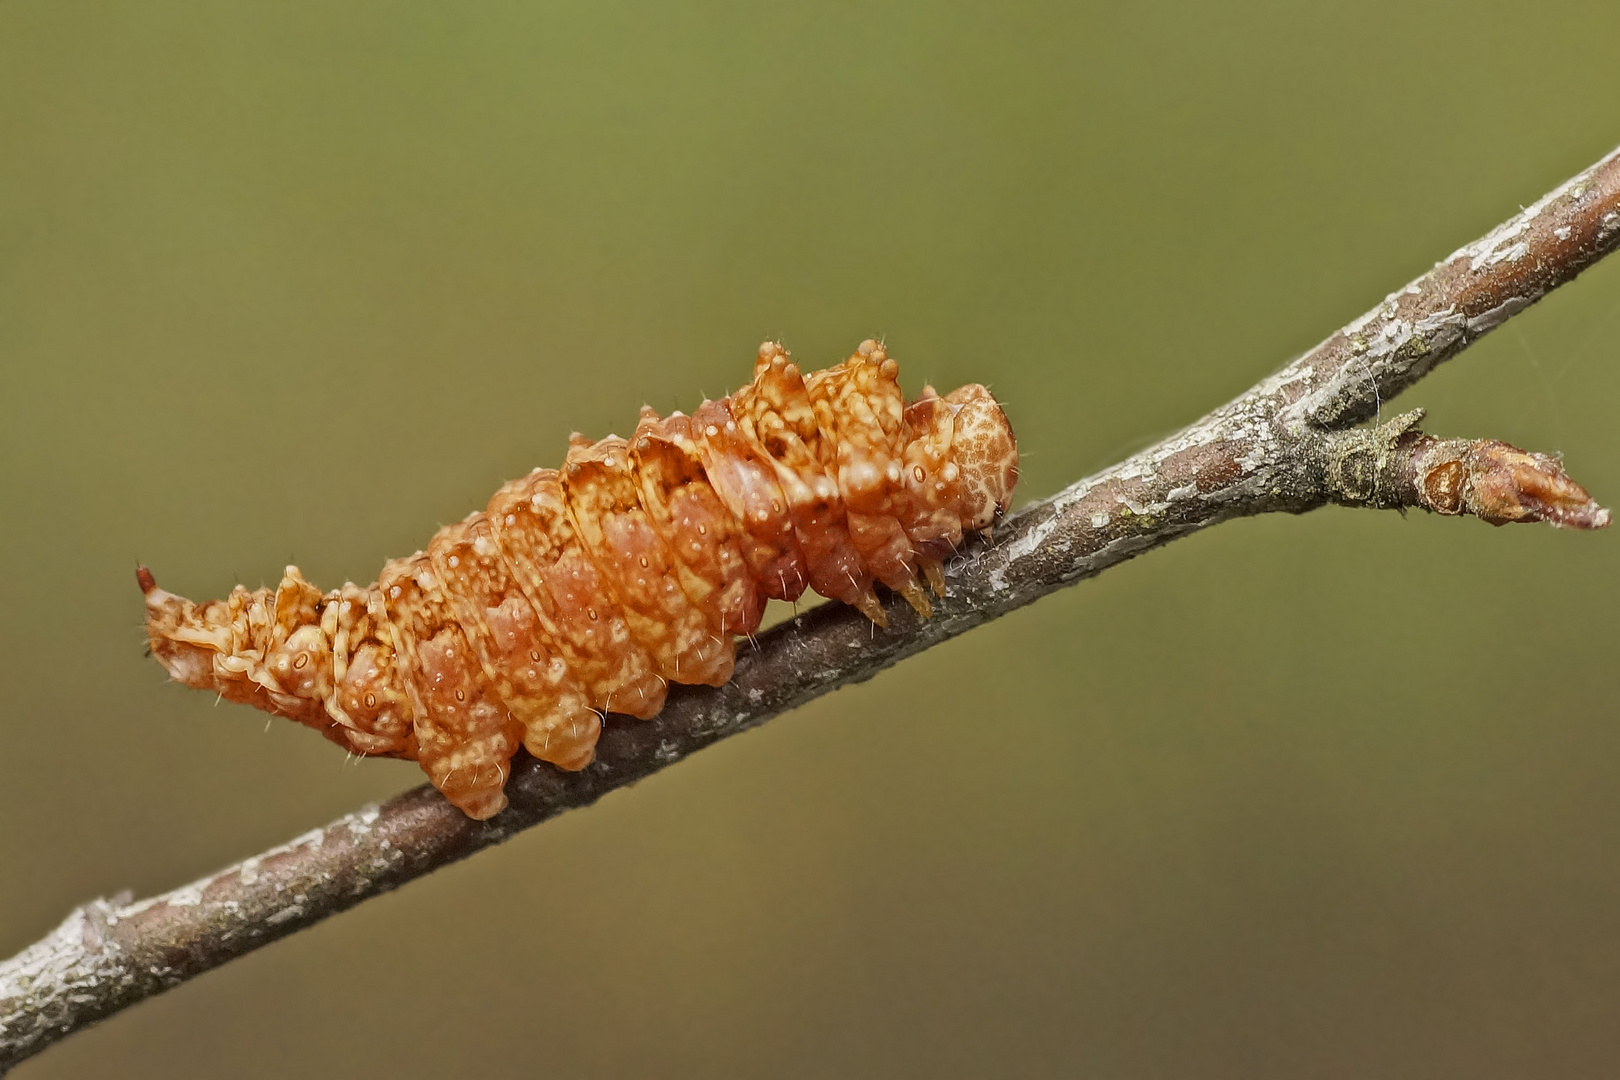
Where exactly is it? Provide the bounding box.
[139,339,1018,819]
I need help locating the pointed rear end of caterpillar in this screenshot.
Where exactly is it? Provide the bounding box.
[137,564,350,745]
[138,565,223,692]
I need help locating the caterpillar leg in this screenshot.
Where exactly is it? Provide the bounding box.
[896,577,933,618]
[849,589,888,627]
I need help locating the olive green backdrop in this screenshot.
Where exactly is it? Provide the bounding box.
[3,2,1619,1076]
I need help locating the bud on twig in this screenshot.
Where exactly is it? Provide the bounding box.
[1324,409,1609,530]
[1440,441,1610,529]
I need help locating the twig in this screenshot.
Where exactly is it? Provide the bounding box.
[3,142,1616,1075]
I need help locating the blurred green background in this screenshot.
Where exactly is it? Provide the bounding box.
[3,1,1619,1076]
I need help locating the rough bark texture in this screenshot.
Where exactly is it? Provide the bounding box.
[3,141,1617,1074]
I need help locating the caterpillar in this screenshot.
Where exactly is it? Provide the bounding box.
[139,340,1018,819]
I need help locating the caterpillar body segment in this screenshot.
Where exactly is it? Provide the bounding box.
[140,340,1019,819]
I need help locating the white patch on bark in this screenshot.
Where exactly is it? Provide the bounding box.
[1466,294,1535,335]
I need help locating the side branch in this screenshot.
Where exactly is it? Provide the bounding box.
[1320,411,1610,529]
[4,143,1618,1074]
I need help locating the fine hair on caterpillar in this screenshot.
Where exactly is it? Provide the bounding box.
[140,340,1019,819]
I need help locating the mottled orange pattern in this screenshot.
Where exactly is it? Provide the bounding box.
[140,341,1018,818]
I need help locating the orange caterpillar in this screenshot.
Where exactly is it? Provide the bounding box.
[140,341,1018,818]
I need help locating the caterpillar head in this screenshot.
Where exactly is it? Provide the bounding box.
[945,383,1018,531]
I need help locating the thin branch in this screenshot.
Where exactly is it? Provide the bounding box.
[4,143,1617,1075]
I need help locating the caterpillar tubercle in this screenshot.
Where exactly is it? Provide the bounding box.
[140,340,1018,819]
